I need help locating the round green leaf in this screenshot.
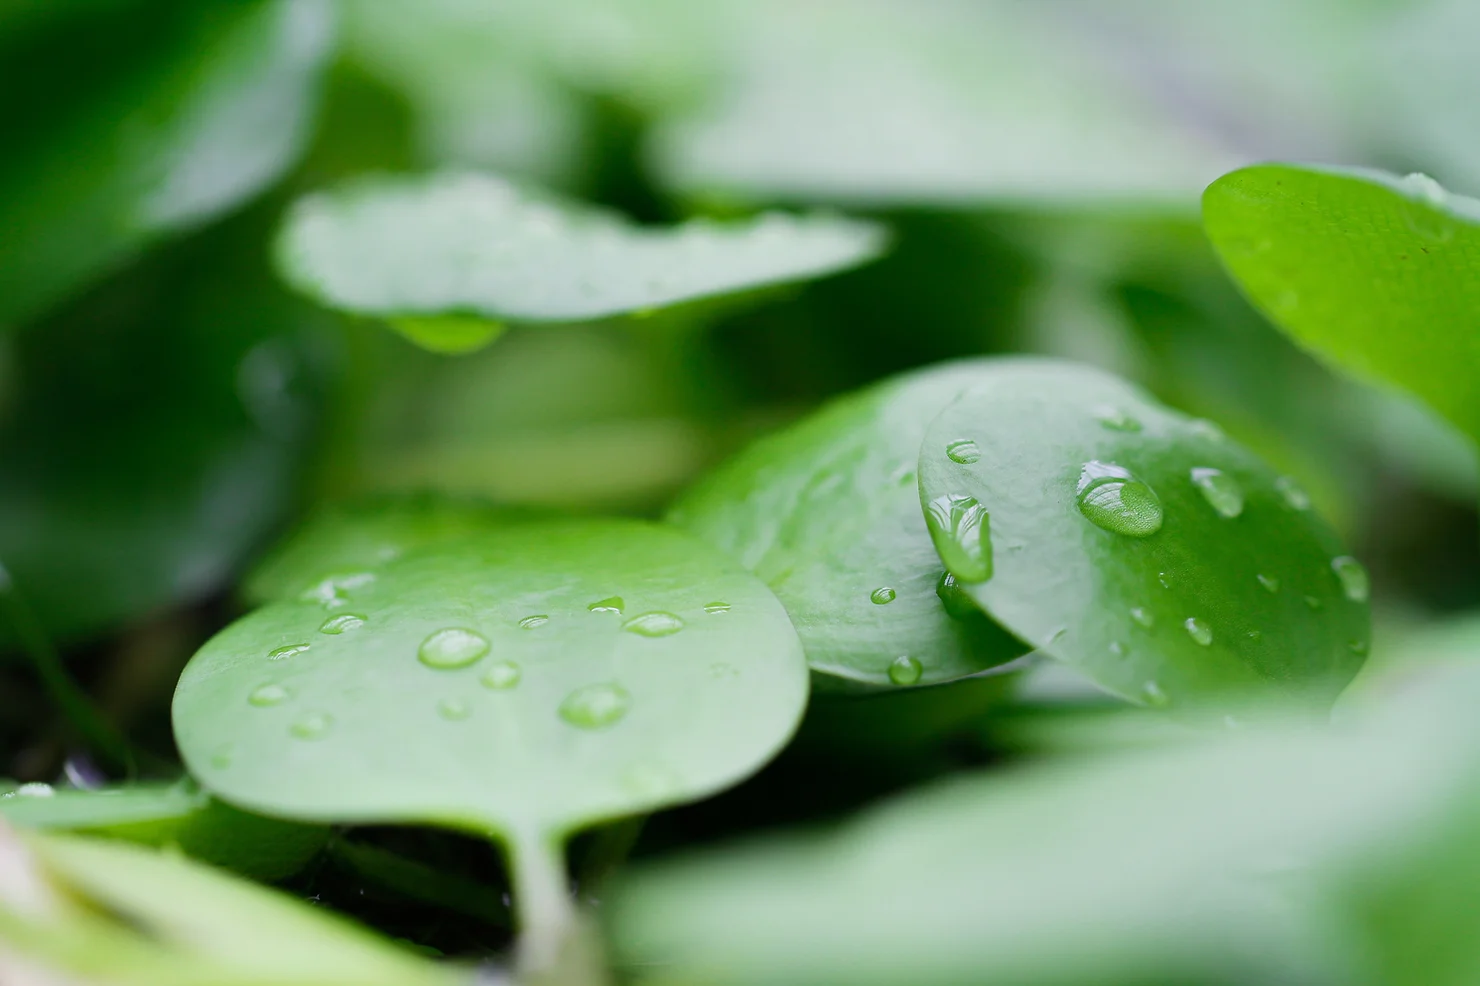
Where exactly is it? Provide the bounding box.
[917,359,1368,709]
[669,361,1029,690]
[1203,164,1480,443]
[176,518,807,839]
[274,170,887,334]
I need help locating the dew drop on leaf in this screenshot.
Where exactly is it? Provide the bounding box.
[1093,406,1141,432]
[887,655,923,686]
[559,683,631,729]
[935,571,978,620]
[1331,556,1370,603]
[248,683,290,707]
[588,597,624,614]
[623,612,685,637]
[480,661,522,690]
[437,699,471,721]
[319,614,366,635]
[923,493,992,583]
[417,628,490,670]
[518,615,549,629]
[1184,618,1213,647]
[945,440,981,464]
[1141,681,1170,707]
[703,601,731,615]
[1130,607,1155,629]
[1304,595,1323,610]
[1190,467,1244,519]
[290,713,334,740]
[1075,462,1163,537]
[268,643,310,661]
[869,586,897,605]
[1275,476,1312,511]
[1257,574,1280,593]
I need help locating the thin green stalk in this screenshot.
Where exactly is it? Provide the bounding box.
[507,832,609,986]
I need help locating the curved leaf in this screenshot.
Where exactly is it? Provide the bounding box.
[916,359,1368,709]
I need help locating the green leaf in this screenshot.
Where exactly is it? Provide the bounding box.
[0,0,332,327]
[669,360,1028,689]
[1203,164,1480,444]
[0,781,327,881]
[174,519,807,965]
[916,359,1368,710]
[274,170,887,343]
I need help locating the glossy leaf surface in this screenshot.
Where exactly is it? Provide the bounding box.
[1204,164,1480,443]
[669,360,1028,688]
[917,359,1368,709]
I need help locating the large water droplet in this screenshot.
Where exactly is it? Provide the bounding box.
[1184,618,1213,647]
[518,615,549,629]
[1275,476,1311,511]
[703,601,731,615]
[290,713,333,740]
[870,586,897,605]
[1190,467,1244,519]
[1399,173,1456,242]
[888,655,923,686]
[268,643,310,661]
[14,782,54,798]
[1076,462,1163,537]
[418,628,490,670]
[623,611,685,637]
[1093,406,1141,432]
[248,683,290,707]
[319,614,366,635]
[1257,574,1280,593]
[1141,681,1170,707]
[560,683,631,729]
[1331,556,1370,603]
[1130,607,1155,629]
[935,571,978,620]
[437,699,471,721]
[588,597,624,614]
[481,661,522,690]
[945,440,981,464]
[923,493,992,583]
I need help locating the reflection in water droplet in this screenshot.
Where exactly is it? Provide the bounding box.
[1094,407,1141,432]
[623,611,685,637]
[481,661,522,690]
[319,614,366,635]
[923,493,992,583]
[1331,556,1370,603]
[1304,595,1323,610]
[1130,607,1155,629]
[1275,476,1311,511]
[703,601,731,615]
[588,597,624,614]
[935,572,978,620]
[290,713,333,740]
[1190,467,1244,519]
[1184,618,1213,647]
[1257,574,1280,593]
[870,586,897,605]
[1076,462,1163,537]
[268,644,310,661]
[418,628,490,669]
[518,615,549,629]
[437,699,471,721]
[1142,681,1170,707]
[560,683,631,729]
[249,684,290,707]
[945,440,982,464]
[888,655,923,686]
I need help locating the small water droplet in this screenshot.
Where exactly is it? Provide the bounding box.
[518,615,549,629]
[1130,607,1156,629]
[945,439,982,464]
[1304,595,1323,610]
[1184,618,1213,646]
[588,597,624,614]
[1247,630,1263,641]
[623,611,685,637]
[290,712,333,740]
[709,662,739,679]
[299,573,375,609]
[249,683,290,707]
[923,493,992,583]
[1188,418,1225,442]
[268,643,310,661]
[1094,406,1141,432]
[1257,574,1280,593]
[1141,681,1170,707]
[1275,476,1311,511]
[559,683,631,729]
[1076,462,1163,537]
[319,614,365,635]
[481,661,522,690]
[210,746,233,770]
[870,586,897,605]
[1190,467,1244,519]
[1109,641,1126,657]
[888,655,923,686]
[1331,556,1370,603]
[622,763,678,798]
[417,628,490,669]
[1158,572,1174,589]
[437,698,471,721]
[1399,173,1456,242]
[935,571,978,620]
[703,601,731,614]
[1349,639,1370,656]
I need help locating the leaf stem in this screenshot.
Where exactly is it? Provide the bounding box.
[507,831,608,985]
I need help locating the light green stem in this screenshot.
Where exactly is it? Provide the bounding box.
[509,832,607,984]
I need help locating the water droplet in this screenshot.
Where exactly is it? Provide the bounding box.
[249,683,290,707]
[437,699,471,721]
[935,572,978,620]
[319,614,365,635]
[1189,419,1225,443]
[1350,639,1370,656]
[1141,681,1170,707]
[290,713,333,740]
[1399,173,1456,242]
[1158,572,1173,589]
[622,763,678,798]
[1331,556,1370,603]
[210,746,233,770]
[703,601,731,615]
[1304,595,1323,610]
[623,611,685,637]
[15,782,53,798]
[481,661,522,690]
[1094,406,1141,432]
[1246,630,1263,642]
[888,655,923,686]
[1109,641,1126,657]
[1184,618,1213,646]
[709,662,739,679]
[1190,467,1244,519]
[1257,574,1280,593]
[945,439,982,464]
[870,586,897,605]
[588,597,624,614]
[559,683,631,729]
[299,573,375,609]
[268,643,310,661]
[1076,462,1163,537]
[923,493,992,583]
[1275,476,1311,511]
[418,628,490,670]
[518,615,549,629]
[1130,607,1156,629]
